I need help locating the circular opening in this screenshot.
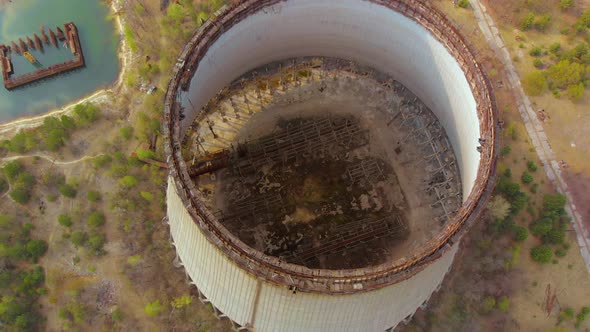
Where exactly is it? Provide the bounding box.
[164,0,497,292]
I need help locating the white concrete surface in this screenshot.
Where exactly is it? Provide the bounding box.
[169,0,486,330]
[168,180,459,331]
[181,0,481,199]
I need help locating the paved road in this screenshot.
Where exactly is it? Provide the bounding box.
[470,0,590,271]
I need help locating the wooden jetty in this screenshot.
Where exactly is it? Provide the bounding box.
[40,28,49,45]
[26,36,34,50]
[0,22,85,90]
[56,27,65,41]
[11,41,20,55]
[49,28,57,48]
[19,38,26,52]
[34,34,43,52]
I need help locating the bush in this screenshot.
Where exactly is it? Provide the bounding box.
[58,215,73,227]
[2,161,23,181]
[521,13,535,30]
[9,187,31,204]
[529,47,543,57]
[559,0,574,10]
[25,240,48,262]
[87,233,106,255]
[500,145,512,156]
[549,43,562,55]
[118,175,138,189]
[521,172,534,184]
[488,196,511,221]
[86,191,101,203]
[531,245,553,263]
[523,71,547,95]
[58,184,77,198]
[567,83,585,101]
[140,191,154,202]
[481,296,496,314]
[144,300,163,317]
[527,160,538,172]
[514,226,529,242]
[120,126,134,140]
[0,177,7,193]
[457,0,469,8]
[533,58,544,68]
[497,296,510,312]
[547,60,585,89]
[92,155,112,169]
[70,231,87,247]
[87,211,105,228]
[534,15,551,31]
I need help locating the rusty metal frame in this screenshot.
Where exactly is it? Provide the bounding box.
[162,0,499,294]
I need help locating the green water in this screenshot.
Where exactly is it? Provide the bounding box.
[0,0,119,123]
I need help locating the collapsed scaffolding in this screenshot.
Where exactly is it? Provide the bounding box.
[181,57,462,269]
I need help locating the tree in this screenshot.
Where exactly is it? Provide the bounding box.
[534,15,551,31]
[87,233,106,255]
[120,126,134,140]
[531,245,553,263]
[559,0,574,10]
[118,175,138,189]
[567,83,585,101]
[2,161,22,181]
[9,187,30,204]
[25,240,48,262]
[170,295,192,309]
[497,296,510,312]
[144,300,163,317]
[521,172,534,184]
[58,184,77,198]
[87,211,105,228]
[86,191,101,203]
[521,13,535,30]
[547,60,585,89]
[58,215,73,227]
[523,71,547,96]
[70,232,87,247]
[513,226,529,242]
[488,196,511,221]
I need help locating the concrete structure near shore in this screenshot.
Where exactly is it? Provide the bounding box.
[0,22,84,90]
[163,1,499,331]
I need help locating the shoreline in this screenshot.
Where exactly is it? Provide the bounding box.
[0,0,131,138]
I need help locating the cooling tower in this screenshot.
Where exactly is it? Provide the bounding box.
[163,1,498,331]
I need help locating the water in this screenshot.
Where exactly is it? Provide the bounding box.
[0,0,119,123]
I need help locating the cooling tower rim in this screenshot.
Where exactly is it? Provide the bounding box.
[163,0,499,294]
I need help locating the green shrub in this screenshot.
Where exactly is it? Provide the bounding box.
[559,307,575,323]
[58,184,77,198]
[87,211,105,228]
[549,43,562,54]
[521,172,534,184]
[514,226,529,242]
[534,15,551,31]
[92,155,112,169]
[547,60,585,89]
[527,160,538,172]
[58,215,73,227]
[521,13,535,30]
[70,231,87,247]
[497,296,510,312]
[559,0,574,10]
[118,175,138,189]
[457,0,469,8]
[523,71,547,95]
[25,240,48,262]
[531,183,539,193]
[144,300,163,317]
[501,145,512,156]
[533,58,544,68]
[529,47,543,57]
[86,191,101,203]
[9,187,30,204]
[531,245,553,263]
[567,83,585,101]
[120,126,134,140]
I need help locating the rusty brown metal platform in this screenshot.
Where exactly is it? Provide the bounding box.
[0,22,85,90]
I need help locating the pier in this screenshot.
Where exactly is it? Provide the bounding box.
[0,22,85,90]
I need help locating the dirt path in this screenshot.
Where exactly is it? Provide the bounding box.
[470,0,590,272]
[0,153,103,166]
